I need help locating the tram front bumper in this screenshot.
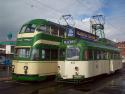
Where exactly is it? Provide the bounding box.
[73,75,85,79]
[12,73,46,81]
[57,73,84,80]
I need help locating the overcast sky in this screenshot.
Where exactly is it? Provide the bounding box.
[1,0,125,42]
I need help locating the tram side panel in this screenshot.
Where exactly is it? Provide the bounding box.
[110,59,122,72]
[58,61,93,79]
[94,60,110,76]
[13,60,58,76]
[58,60,111,80]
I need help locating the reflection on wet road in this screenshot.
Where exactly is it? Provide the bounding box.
[30,70,125,94]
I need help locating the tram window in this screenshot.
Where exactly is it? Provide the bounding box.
[25,24,36,33]
[37,25,46,33]
[31,48,40,60]
[59,28,65,37]
[113,52,116,59]
[114,53,117,59]
[114,52,120,59]
[84,50,89,60]
[51,26,58,36]
[15,48,30,58]
[51,49,58,60]
[41,49,45,59]
[96,51,101,60]
[59,49,65,60]
[94,50,97,60]
[117,53,120,59]
[43,49,51,60]
[100,51,103,59]
[88,50,93,60]
[66,47,80,60]
[110,52,113,59]
[104,52,109,59]
[20,26,26,33]
[25,49,30,58]
[93,50,101,60]
[46,26,50,34]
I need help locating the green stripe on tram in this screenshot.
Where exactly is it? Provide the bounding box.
[12,74,47,81]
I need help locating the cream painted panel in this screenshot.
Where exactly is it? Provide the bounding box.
[17,32,40,38]
[12,61,58,75]
[38,63,58,76]
[33,40,60,46]
[17,33,35,38]
[12,60,17,73]
[110,60,122,72]
[58,60,111,79]
[58,61,65,78]
[96,60,110,75]
[59,61,95,79]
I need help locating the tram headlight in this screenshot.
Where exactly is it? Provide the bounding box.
[24,66,28,74]
[75,66,79,71]
[75,66,79,75]
[24,66,28,70]
[12,65,15,69]
[58,66,60,70]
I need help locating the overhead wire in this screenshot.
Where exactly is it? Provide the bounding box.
[32,0,63,14]
[24,0,94,28]
[23,0,62,21]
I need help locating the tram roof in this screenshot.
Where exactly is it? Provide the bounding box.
[83,40,119,52]
[23,19,65,28]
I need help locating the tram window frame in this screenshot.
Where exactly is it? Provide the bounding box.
[97,51,101,60]
[50,25,58,36]
[84,50,89,60]
[93,50,97,60]
[83,49,93,60]
[15,48,30,59]
[25,24,36,33]
[100,51,103,60]
[41,49,45,59]
[51,49,58,60]
[66,47,80,61]
[104,51,109,60]
[93,50,105,60]
[114,52,120,59]
[31,48,40,61]
[40,49,59,61]
[59,49,65,60]
[109,52,112,59]
[84,49,94,60]
[20,25,27,33]
[44,49,51,61]
[37,25,47,33]
[59,27,65,37]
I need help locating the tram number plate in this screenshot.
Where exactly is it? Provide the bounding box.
[73,75,83,79]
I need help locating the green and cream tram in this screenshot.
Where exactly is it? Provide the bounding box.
[57,27,122,81]
[12,19,65,81]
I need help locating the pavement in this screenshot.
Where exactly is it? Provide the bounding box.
[0,67,12,81]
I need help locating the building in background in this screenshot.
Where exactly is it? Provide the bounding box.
[116,41,125,63]
[0,41,16,66]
